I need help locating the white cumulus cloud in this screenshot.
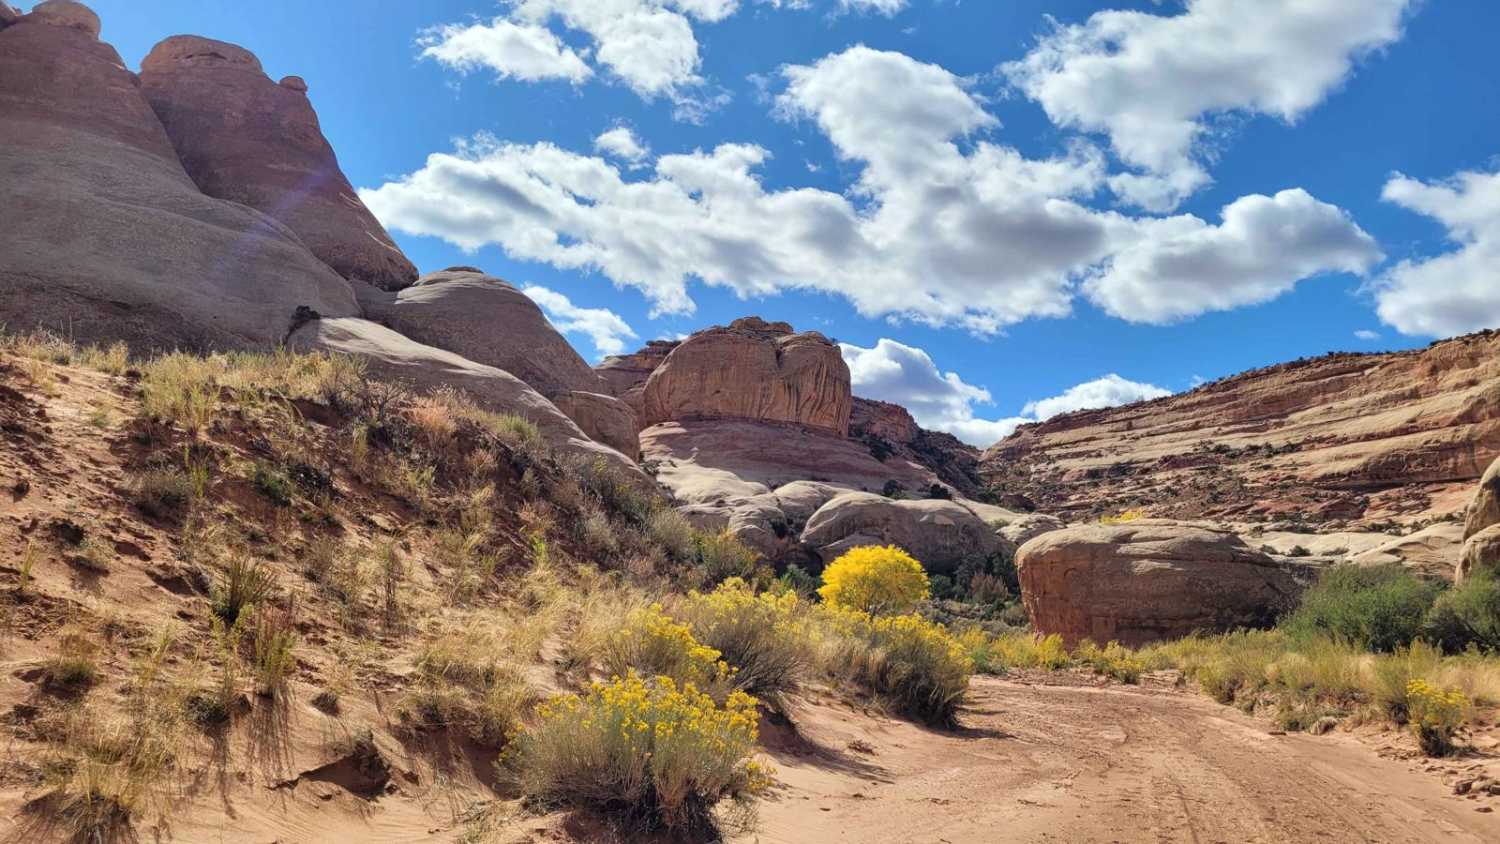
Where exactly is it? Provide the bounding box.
[418,18,592,84]
[840,339,1171,448]
[1374,165,1500,337]
[522,284,639,357]
[594,126,651,165]
[1005,0,1413,210]
[365,46,1378,333]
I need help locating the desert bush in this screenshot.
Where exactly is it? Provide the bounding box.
[1099,509,1145,525]
[818,608,972,725]
[578,504,620,559]
[693,529,761,586]
[646,508,697,563]
[576,456,654,525]
[139,353,220,433]
[675,579,811,710]
[130,467,195,517]
[987,631,1071,671]
[1423,571,1500,653]
[1406,679,1469,756]
[1074,639,1144,684]
[602,604,729,695]
[1366,640,1444,722]
[252,463,293,507]
[1280,564,1439,652]
[211,553,277,624]
[818,545,929,615]
[250,604,299,698]
[505,674,769,833]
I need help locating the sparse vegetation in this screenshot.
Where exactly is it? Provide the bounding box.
[212,553,278,624]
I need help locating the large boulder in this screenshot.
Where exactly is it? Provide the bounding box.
[1466,456,1500,540]
[801,492,1012,574]
[1458,525,1500,583]
[138,35,417,291]
[1017,521,1306,647]
[362,269,604,398]
[641,317,852,435]
[0,4,359,350]
[550,391,639,460]
[286,318,646,484]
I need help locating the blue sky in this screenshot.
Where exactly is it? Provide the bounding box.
[81,0,1500,445]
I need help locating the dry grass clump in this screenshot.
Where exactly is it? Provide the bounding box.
[212,552,278,625]
[815,607,973,726]
[504,674,769,835]
[249,603,299,699]
[44,625,102,689]
[402,617,539,746]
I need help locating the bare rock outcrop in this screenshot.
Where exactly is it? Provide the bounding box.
[596,339,678,417]
[0,3,359,350]
[361,268,605,398]
[801,492,1013,574]
[641,317,852,436]
[983,332,1500,528]
[286,318,645,483]
[139,35,417,291]
[1459,525,1500,583]
[1017,521,1308,646]
[1466,456,1500,540]
[551,391,639,460]
[851,397,982,497]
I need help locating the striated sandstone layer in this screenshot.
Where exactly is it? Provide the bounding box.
[983,331,1500,528]
[851,397,982,497]
[139,35,417,291]
[641,317,853,436]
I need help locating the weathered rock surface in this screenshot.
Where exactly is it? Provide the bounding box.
[1017,521,1309,646]
[139,35,417,291]
[0,2,21,28]
[1347,523,1466,581]
[286,318,645,483]
[596,340,677,417]
[851,397,982,497]
[641,318,852,435]
[1466,456,1500,540]
[361,269,604,399]
[551,391,639,460]
[0,5,359,350]
[801,492,1013,574]
[1459,524,1500,583]
[984,332,1500,528]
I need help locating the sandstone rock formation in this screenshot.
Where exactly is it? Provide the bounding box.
[361,269,604,397]
[0,2,20,28]
[139,35,417,291]
[984,332,1500,528]
[0,3,359,350]
[286,318,645,483]
[851,397,982,497]
[551,391,640,460]
[597,340,677,417]
[1466,456,1500,540]
[1017,521,1309,646]
[1459,525,1500,583]
[801,492,1012,575]
[641,318,852,435]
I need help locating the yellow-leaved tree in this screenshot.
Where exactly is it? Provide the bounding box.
[818,545,929,615]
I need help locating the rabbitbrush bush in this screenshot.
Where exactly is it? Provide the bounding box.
[675,578,812,710]
[602,604,731,695]
[818,545,930,615]
[1406,679,1469,756]
[819,607,972,726]
[506,674,771,832]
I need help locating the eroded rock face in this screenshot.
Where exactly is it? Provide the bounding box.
[0,6,359,350]
[1466,456,1500,540]
[361,269,605,399]
[641,317,852,436]
[596,339,678,417]
[286,318,645,483]
[851,397,982,497]
[801,492,1013,574]
[1459,525,1500,583]
[139,35,417,291]
[983,332,1500,529]
[551,391,639,460]
[1017,521,1307,647]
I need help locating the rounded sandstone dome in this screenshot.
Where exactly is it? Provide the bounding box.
[278,75,307,93]
[27,0,100,38]
[141,34,264,74]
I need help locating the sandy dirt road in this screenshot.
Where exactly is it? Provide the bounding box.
[746,675,1500,844]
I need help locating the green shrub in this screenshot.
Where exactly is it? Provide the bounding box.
[252,464,293,507]
[693,530,761,586]
[211,554,277,624]
[1423,571,1500,653]
[1280,564,1439,652]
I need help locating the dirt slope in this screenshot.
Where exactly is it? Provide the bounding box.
[751,675,1500,844]
[982,330,1500,528]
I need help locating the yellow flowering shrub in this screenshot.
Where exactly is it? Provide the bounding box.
[675,578,812,710]
[1074,640,1144,684]
[1406,679,1469,756]
[1099,509,1145,525]
[988,631,1072,671]
[818,545,929,615]
[818,607,972,725]
[507,675,771,832]
[602,604,730,695]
